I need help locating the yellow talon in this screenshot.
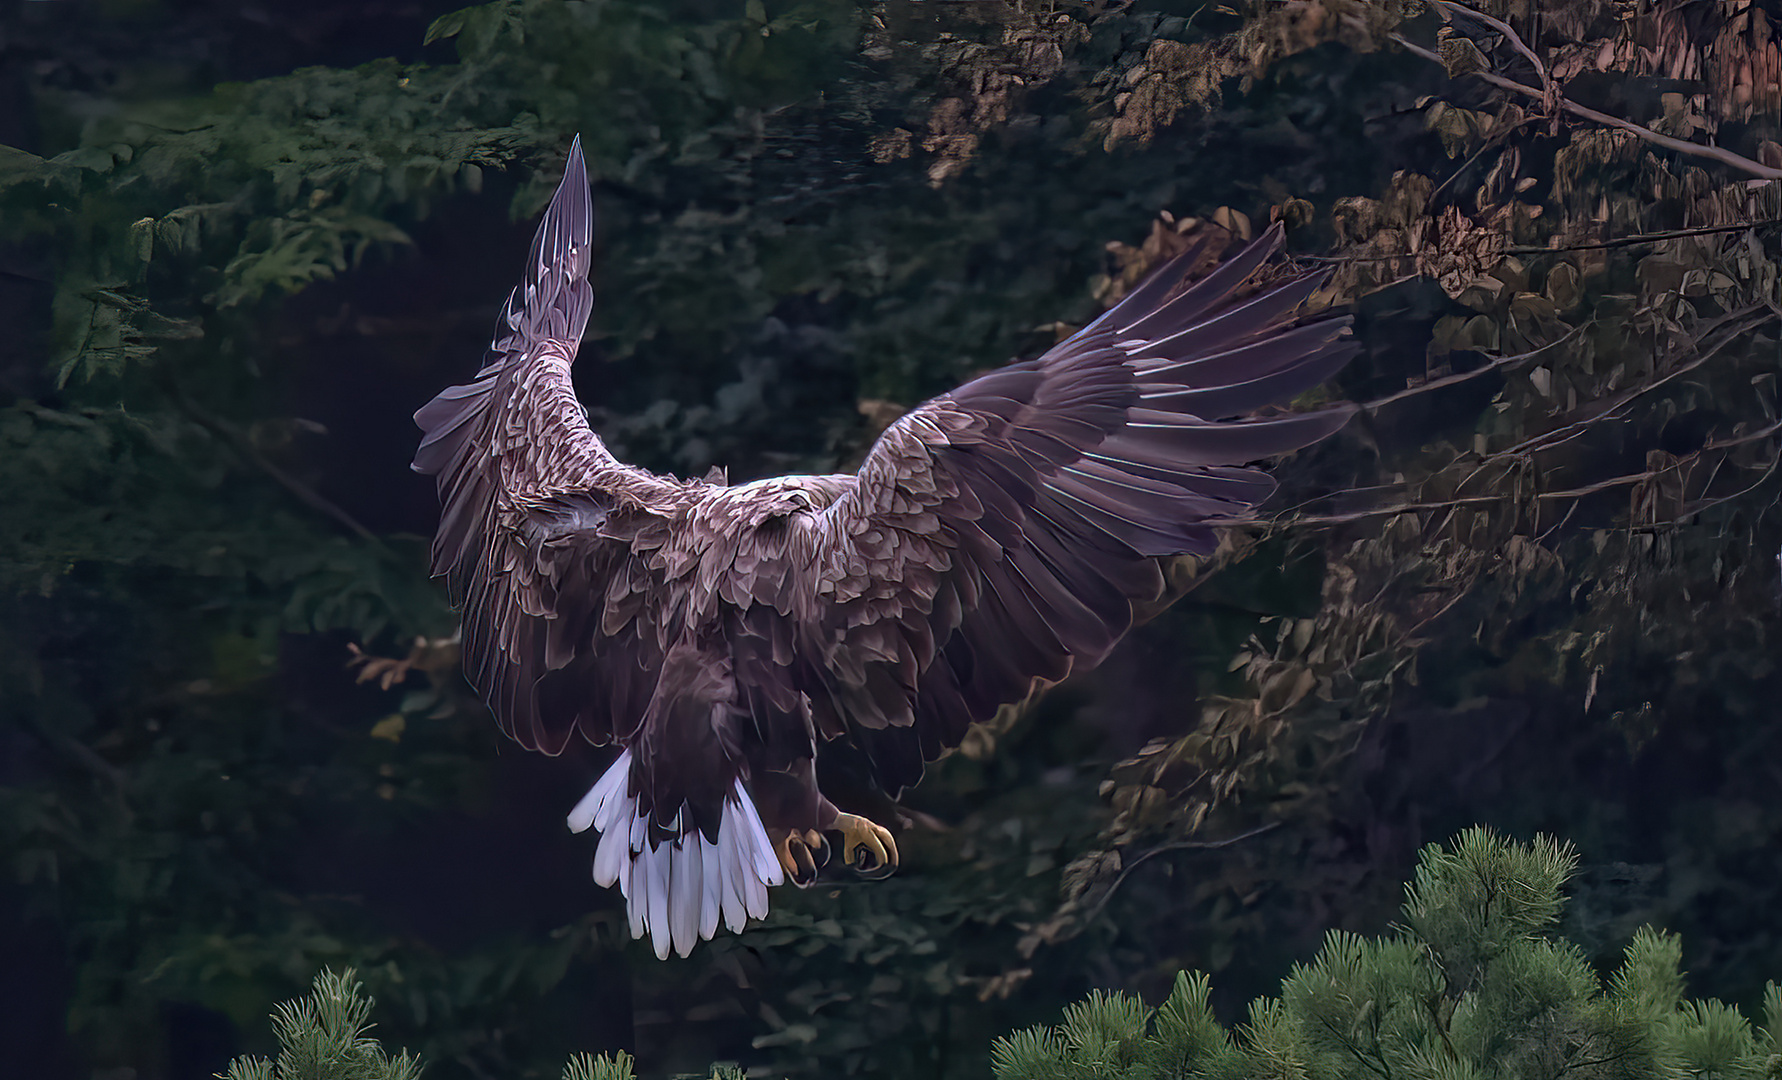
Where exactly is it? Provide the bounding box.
[773,828,828,886]
[833,812,898,880]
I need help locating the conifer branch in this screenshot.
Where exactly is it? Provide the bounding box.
[995,829,1776,1080]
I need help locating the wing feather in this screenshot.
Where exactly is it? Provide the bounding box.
[800,222,1354,793]
[411,136,681,758]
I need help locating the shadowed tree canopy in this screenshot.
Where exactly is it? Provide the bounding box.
[5,1,1782,1078]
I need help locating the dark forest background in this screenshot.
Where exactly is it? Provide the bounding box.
[4,1,1782,1078]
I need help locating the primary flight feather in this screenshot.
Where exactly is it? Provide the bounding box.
[413,136,1357,959]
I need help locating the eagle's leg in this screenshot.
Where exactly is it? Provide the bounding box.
[771,828,830,886]
[832,812,898,880]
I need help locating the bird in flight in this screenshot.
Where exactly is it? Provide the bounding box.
[413,136,1356,960]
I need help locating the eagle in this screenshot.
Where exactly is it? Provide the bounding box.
[413,136,1356,960]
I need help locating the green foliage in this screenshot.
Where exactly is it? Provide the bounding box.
[6,1,1119,1073]
[1047,0,1782,994]
[994,829,1782,1080]
[221,974,758,1080]
[991,975,1241,1080]
[559,1049,744,1080]
[220,969,422,1080]
[560,1051,636,1080]
[10,1,1782,1079]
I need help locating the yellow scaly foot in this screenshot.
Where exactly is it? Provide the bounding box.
[833,812,898,880]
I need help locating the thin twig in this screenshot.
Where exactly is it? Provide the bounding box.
[23,714,131,797]
[1431,0,1552,98]
[1083,821,1282,925]
[1358,326,1581,412]
[1676,440,1782,521]
[164,376,391,551]
[1382,22,1782,181]
[1287,417,1782,528]
[1534,498,1580,544]
[1487,305,1773,461]
[1428,113,1534,203]
[1507,220,1782,254]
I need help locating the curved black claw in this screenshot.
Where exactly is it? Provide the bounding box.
[774,828,829,887]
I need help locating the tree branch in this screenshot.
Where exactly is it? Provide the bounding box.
[1357,327,1581,413]
[1380,8,1782,182]
[1283,416,1782,529]
[1506,220,1782,254]
[1083,822,1283,926]
[1487,305,1774,462]
[164,376,391,551]
[1432,0,1552,99]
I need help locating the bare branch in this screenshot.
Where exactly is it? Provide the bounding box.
[164,375,392,551]
[1358,327,1582,412]
[1285,417,1782,529]
[1380,20,1782,181]
[1508,221,1782,254]
[1083,821,1283,925]
[1432,0,1553,100]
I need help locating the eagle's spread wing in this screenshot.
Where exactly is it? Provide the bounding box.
[413,139,783,958]
[412,136,672,757]
[800,225,1357,791]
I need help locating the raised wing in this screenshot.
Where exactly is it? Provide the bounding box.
[411,135,673,756]
[801,224,1356,790]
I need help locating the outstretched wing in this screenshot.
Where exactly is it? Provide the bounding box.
[414,141,789,958]
[799,224,1356,791]
[411,135,673,756]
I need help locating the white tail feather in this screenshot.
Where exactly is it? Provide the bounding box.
[699,846,722,940]
[568,753,785,959]
[718,812,746,933]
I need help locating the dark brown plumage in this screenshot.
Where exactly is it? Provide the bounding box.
[413,136,1357,958]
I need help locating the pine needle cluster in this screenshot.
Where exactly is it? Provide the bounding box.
[219,969,421,1080]
[561,1050,745,1080]
[993,828,1782,1080]
[218,968,752,1080]
[221,828,1782,1080]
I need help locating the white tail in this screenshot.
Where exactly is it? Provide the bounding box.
[567,749,786,959]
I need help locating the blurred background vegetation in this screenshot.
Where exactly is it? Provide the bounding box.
[3,1,1781,1078]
